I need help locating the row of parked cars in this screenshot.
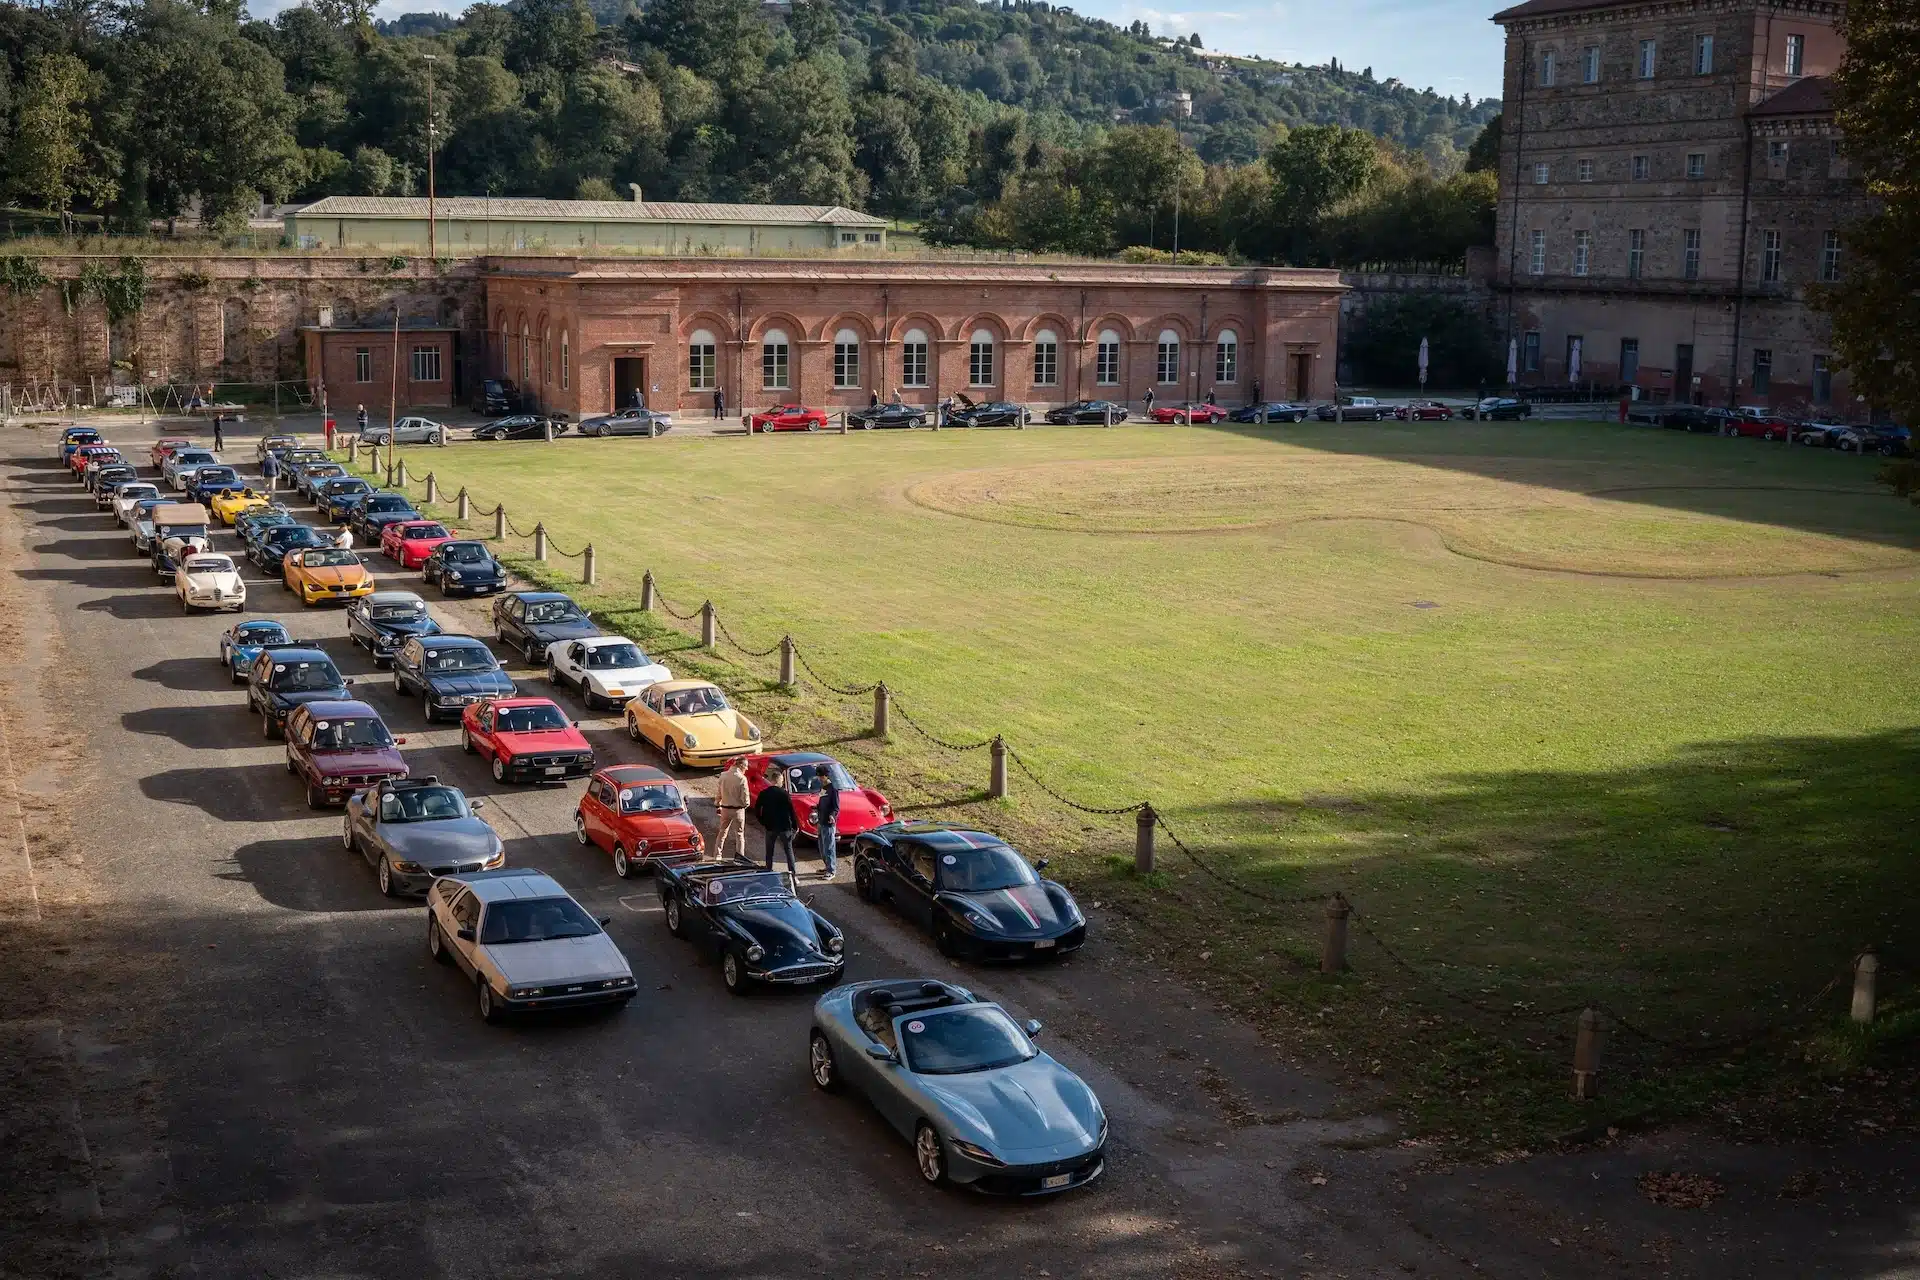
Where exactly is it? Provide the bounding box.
[62,422,1108,1195]
[1623,401,1912,455]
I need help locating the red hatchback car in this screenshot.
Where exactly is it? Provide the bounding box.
[1149,403,1228,424]
[748,404,830,433]
[380,519,456,568]
[283,700,408,809]
[460,696,595,783]
[744,751,893,842]
[574,764,705,877]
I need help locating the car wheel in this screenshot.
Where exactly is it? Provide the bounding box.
[805,423,818,433]
[573,811,590,845]
[612,843,633,878]
[477,980,501,1024]
[285,750,296,775]
[262,711,279,740]
[914,1123,949,1186]
[394,671,406,696]
[492,756,507,783]
[524,640,540,665]
[722,951,749,995]
[664,738,683,770]
[855,862,876,902]
[427,916,450,963]
[430,431,444,445]
[547,661,562,686]
[935,918,962,959]
[461,726,476,754]
[422,693,436,724]
[627,715,642,742]
[665,895,684,936]
[495,621,507,643]
[809,1032,842,1093]
[1880,443,1897,458]
[341,818,356,852]
[306,781,328,810]
[377,856,398,897]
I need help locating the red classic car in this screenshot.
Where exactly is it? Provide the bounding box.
[1393,401,1455,421]
[150,437,195,468]
[574,764,705,877]
[1149,402,1228,424]
[70,445,121,478]
[1721,407,1795,440]
[283,700,408,809]
[744,751,893,842]
[459,696,595,783]
[380,519,457,568]
[748,404,830,433]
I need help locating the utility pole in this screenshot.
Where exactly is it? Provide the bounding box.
[424,54,438,262]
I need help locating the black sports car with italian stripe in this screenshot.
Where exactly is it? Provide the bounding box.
[853,822,1086,961]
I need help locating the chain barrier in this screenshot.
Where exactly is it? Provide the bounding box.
[789,642,880,696]
[504,516,541,539]
[716,616,783,658]
[652,589,705,623]
[1153,814,1329,909]
[546,537,585,560]
[1003,745,1148,816]
[888,696,993,752]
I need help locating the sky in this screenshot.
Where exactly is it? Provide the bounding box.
[253,0,1510,102]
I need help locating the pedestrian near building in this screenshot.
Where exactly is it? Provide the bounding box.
[813,763,840,879]
[869,389,880,410]
[712,387,725,420]
[1143,386,1155,414]
[211,413,225,451]
[1251,377,1263,403]
[1204,389,1216,406]
[356,405,369,434]
[753,769,798,875]
[714,757,749,860]
[630,386,645,412]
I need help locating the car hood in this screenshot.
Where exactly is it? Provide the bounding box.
[297,565,370,587]
[487,934,629,986]
[183,570,243,590]
[528,618,601,643]
[270,686,349,709]
[381,817,499,860]
[918,1055,1103,1157]
[442,562,503,577]
[369,616,439,640]
[425,669,515,696]
[664,710,757,746]
[495,728,590,755]
[794,789,890,832]
[308,745,407,776]
[726,899,830,962]
[584,662,670,691]
[944,883,1075,938]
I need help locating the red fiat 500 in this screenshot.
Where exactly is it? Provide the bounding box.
[748,404,829,433]
[574,764,705,877]
[460,696,595,783]
[283,700,408,809]
[744,751,893,841]
[380,519,457,568]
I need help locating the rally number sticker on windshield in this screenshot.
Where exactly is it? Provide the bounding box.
[906,1020,925,1034]
[942,855,957,865]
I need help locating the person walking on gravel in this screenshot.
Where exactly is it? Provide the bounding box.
[754,769,798,876]
[714,757,749,860]
[212,413,225,452]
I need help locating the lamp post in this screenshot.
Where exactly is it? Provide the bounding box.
[423,53,438,261]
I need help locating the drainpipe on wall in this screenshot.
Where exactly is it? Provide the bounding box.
[1730,112,1755,409]
[1504,37,1530,358]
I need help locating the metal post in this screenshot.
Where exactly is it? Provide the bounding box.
[425,472,438,504]
[1851,949,1879,1024]
[700,601,716,650]
[640,570,655,611]
[1135,804,1156,875]
[582,543,596,585]
[1321,893,1350,973]
[457,487,469,520]
[1105,405,1114,428]
[873,683,890,738]
[493,507,506,540]
[533,522,547,561]
[779,635,796,687]
[1573,1008,1606,1100]
[988,736,1007,799]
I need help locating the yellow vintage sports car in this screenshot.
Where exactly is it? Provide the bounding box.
[625,679,761,769]
[283,546,374,605]
[210,487,273,525]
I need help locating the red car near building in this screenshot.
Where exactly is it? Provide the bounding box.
[573,764,705,877]
[283,700,408,809]
[459,696,595,783]
[1393,401,1455,421]
[744,751,893,842]
[1722,407,1795,440]
[747,404,830,433]
[380,519,457,568]
[150,437,194,468]
[1149,402,1228,424]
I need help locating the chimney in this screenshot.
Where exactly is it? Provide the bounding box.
[630,183,644,203]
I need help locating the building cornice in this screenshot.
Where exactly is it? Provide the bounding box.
[1498,0,1843,35]
[479,256,1350,293]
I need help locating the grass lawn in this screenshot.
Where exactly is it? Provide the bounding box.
[374,420,1920,1144]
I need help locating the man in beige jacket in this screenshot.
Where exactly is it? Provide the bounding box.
[713,757,750,861]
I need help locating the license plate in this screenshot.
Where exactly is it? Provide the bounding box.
[1032,938,1056,949]
[1042,1173,1071,1188]
[544,766,566,776]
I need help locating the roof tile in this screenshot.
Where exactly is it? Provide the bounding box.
[290,196,888,227]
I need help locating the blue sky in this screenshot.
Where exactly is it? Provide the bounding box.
[255,0,1509,102]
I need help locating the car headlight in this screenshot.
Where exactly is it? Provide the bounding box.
[321,776,342,786]
[747,725,760,740]
[949,1138,1006,1167]
[392,860,424,873]
[964,910,994,931]
[826,935,843,953]
[745,944,765,962]
[446,570,462,580]
[483,849,506,868]
[509,987,542,999]
[683,733,698,748]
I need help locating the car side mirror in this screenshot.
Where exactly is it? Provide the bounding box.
[456,924,474,941]
[865,1042,897,1063]
[1024,1019,1044,1037]
[343,678,355,687]
[1034,857,1049,872]
[597,915,612,927]
[469,799,485,810]
[393,736,407,745]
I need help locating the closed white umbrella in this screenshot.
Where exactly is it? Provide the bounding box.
[1568,337,1583,385]
[1418,336,1430,391]
[1507,338,1518,386]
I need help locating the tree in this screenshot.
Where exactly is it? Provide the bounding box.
[788,0,838,57]
[1085,124,1202,248]
[728,59,861,206]
[10,53,113,228]
[1464,114,1501,173]
[1823,0,1920,431]
[506,0,597,75]
[1266,123,1378,262]
[627,0,768,83]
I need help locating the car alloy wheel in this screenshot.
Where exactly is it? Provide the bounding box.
[627,715,642,742]
[378,856,396,897]
[394,671,406,695]
[478,980,501,1024]
[461,726,475,754]
[427,916,450,963]
[307,782,328,810]
[423,694,436,723]
[855,863,876,902]
[285,751,297,775]
[915,1124,949,1185]
[809,1032,841,1093]
[547,661,561,686]
[262,711,278,739]
[665,895,684,936]
[492,756,507,783]
[524,641,540,665]
[572,811,589,845]
[665,739,683,769]
[723,951,748,994]
[341,818,356,852]
[612,843,634,878]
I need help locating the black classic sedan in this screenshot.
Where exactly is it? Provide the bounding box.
[492,590,601,664]
[657,859,845,994]
[249,524,334,573]
[1045,400,1129,425]
[948,401,1031,428]
[854,822,1087,961]
[472,415,570,442]
[1228,401,1311,423]
[391,634,517,723]
[423,540,507,595]
[847,402,928,430]
[1475,397,1536,421]
[346,590,442,666]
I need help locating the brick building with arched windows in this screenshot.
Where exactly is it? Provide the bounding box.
[480,257,1344,419]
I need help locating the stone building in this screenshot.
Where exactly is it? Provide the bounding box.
[1489,0,1869,413]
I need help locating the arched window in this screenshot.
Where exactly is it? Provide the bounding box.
[901,327,929,388]
[1095,329,1121,385]
[688,328,717,391]
[1032,328,1058,387]
[761,328,790,390]
[968,328,996,387]
[561,330,570,391]
[832,327,860,389]
[1214,328,1238,385]
[1156,329,1181,384]
[520,328,531,384]
[543,327,552,385]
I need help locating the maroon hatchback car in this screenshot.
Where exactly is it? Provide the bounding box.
[284,700,408,809]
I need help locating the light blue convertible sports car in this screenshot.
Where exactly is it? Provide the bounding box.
[808,978,1107,1195]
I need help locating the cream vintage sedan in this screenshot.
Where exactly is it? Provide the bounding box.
[175,552,247,612]
[624,679,761,769]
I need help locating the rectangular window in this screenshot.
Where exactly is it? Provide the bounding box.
[1631,154,1649,181]
[1582,46,1600,83]
[1540,50,1556,86]
[969,340,994,387]
[1694,34,1713,74]
[833,340,860,388]
[1577,158,1594,182]
[1033,339,1058,387]
[409,345,441,383]
[1820,231,1841,282]
[839,232,857,244]
[902,341,928,387]
[1683,228,1702,279]
[1767,139,1790,175]
[1751,348,1771,395]
[1215,339,1237,384]
[354,348,372,382]
[687,342,716,391]
[1686,152,1706,179]
[1566,334,1584,376]
[1156,338,1180,384]
[1785,33,1804,77]
[1761,229,1783,283]
[1812,355,1831,403]
[1522,331,1541,373]
[1573,229,1591,276]
[863,232,882,243]
[1095,340,1119,385]
[1638,39,1657,78]
[1620,337,1640,383]
[761,341,789,390]
[1529,229,1546,275]
[1628,228,1645,278]
[1533,161,1550,185]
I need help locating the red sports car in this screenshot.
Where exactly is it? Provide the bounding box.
[748,404,830,433]
[574,764,705,877]
[1393,401,1454,421]
[150,437,194,468]
[744,751,893,842]
[1149,402,1228,424]
[380,519,456,568]
[460,696,595,783]
[282,699,408,809]
[1722,408,1794,440]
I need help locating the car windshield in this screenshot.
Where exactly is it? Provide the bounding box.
[184,556,234,573]
[371,602,425,621]
[783,761,856,793]
[364,495,411,511]
[236,623,288,644]
[379,785,468,822]
[662,686,727,716]
[901,1007,1037,1075]
[494,703,567,732]
[525,600,582,624]
[326,480,370,494]
[311,717,393,749]
[425,646,496,673]
[304,465,344,478]
[938,845,1039,892]
[700,871,793,905]
[403,524,449,540]
[175,451,214,464]
[195,468,238,483]
[120,486,158,500]
[480,896,601,944]
[302,549,360,568]
[584,643,645,669]
[270,660,342,691]
[443,543,489,564]
[618,783,684,814]
[270,528,328,548]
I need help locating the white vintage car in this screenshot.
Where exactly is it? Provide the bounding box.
[113,482,162,525]
[544,635,671,711]
[175,552,247,612]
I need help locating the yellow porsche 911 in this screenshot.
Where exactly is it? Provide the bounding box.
[210,487,273,525]
[625,679,762,769]
[283,546,374,606]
